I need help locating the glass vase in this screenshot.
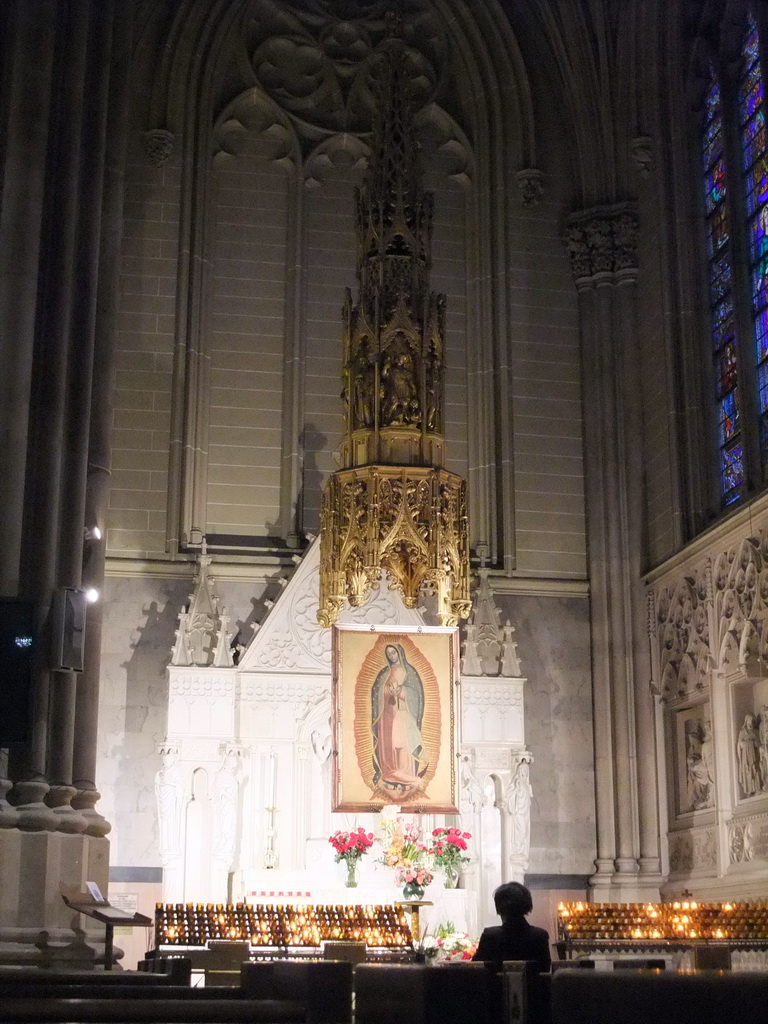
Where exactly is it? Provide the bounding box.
[443,863,460,889]
[345,857,359,888]
[402,880,425,901]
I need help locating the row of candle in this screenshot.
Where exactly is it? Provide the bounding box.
[155,902,413,949]
[557,901,768,941]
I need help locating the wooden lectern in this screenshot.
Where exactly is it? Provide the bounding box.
[61,886,152,970]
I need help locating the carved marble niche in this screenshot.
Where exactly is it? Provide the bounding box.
[650,525,768,897]
[156,538,533,923]
[460,563,532,919]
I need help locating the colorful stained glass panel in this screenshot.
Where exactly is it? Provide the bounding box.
[717,341,738,393]
[758,361,768,413]
[719,391,740,445]
[739,17,768,473]
[756,308,768,363]
[722,444,744,503]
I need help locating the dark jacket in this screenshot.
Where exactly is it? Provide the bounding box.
[472,918,551,972]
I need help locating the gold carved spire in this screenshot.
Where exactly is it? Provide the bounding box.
[317,23,470,628]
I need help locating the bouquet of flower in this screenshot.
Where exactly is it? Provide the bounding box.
[379,816,430,868]
[422,922,477,962]
[396,863,434,899]
[379,815,433,899]
[430,827,471,868]
[329,827,374,865]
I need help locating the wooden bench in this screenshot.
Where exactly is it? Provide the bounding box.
[551,968,768,1024]
[0,960,353,1024]
[354,962,503,1024]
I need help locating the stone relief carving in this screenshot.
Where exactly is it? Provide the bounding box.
[461,561,523,678]
[155,744,185,861]
[473,748,515,771]
[303,134,369,189]
[684,717,715,812]
[729,820,753,864]
[651,530,768,882]
[565,206,639,282]
[668,828,717,874]
[239,677,326,705]
[737,713,762,797]
[463,682,523,711]
[711,534,768,673]
[213,90,296,167]
[653,566,711,704]
[242,0,447,142]
[630,136,652,179]
[143,128,175,167]
[213,748,241,869]
[515,168,544,206]
[460,755,486,814]
[505,758,532,862]
[170,674,235,699]
[171,547,236,669]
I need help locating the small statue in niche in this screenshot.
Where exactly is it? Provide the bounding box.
[505,759,532,861]
[685,719,715,811]
[353,339,375,429]
[736,713,761,797]
[425,347,442,432]
[155,747,185,859]
[759,706,768,790]
[381,335,419,426]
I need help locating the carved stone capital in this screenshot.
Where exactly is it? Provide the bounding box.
[143,128,175,168]
[565,204,639,285]
[630,136,653,179]
[516,168,544,206]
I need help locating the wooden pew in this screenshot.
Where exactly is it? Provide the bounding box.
[0,959,353,1024]
[551,968,768,1024]
[354,962,503,1024]
[0,998,304,1021]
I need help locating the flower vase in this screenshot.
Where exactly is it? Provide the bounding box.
[443,864,460,889]
[402,880,426,901]
[345,857,359,888]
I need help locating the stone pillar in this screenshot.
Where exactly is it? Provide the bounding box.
[0,0,134,966]
[566,204,662,900]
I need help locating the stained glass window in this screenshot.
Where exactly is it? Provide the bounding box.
[702,70,742,504]
[702,10,768,508]
[738,15,768,474]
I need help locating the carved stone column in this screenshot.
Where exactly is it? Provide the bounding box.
[0,0,133,966]
[566,204,662,899]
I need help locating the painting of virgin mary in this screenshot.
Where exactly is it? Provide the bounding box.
[371,643,428,792]
[332,625,459,813]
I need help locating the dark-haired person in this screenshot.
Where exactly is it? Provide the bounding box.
[472,882,551,971]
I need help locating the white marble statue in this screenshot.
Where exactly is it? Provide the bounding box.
[155,745,186,902]
[155,747,185,858]
[213,749,240,869]
[505,759,532,862]
[737,713,761,797]
[686,720,714,811]
[759,706,768,791]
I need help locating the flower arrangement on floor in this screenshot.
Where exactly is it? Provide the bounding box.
[378,815,434,900]
[421,922,478,962]
[431,827,472,888]
[329,827,374,887]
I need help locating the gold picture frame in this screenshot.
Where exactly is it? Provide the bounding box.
[331,624,460,813]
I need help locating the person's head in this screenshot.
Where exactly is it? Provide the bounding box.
[493,882,533,921]
[385,644,399,664]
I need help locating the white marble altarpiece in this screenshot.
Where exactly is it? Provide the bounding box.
[649,522,768,900]
[156,538,532,930]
